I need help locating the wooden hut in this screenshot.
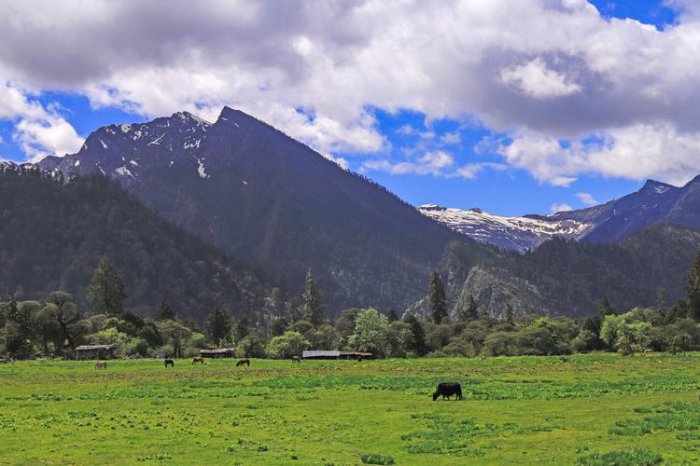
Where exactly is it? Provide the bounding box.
[199,348,236,359]
[75,344,115,360]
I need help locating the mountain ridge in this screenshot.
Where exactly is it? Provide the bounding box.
[33,107,463,312]
[420,175,700,251]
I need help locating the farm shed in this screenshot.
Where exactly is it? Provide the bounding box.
[75,344,115,360]
[302,350,373,360]
[200,348,236,358]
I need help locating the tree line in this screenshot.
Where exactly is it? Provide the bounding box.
[2,253,700,360]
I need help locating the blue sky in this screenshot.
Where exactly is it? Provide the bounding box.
[0,0,697,217]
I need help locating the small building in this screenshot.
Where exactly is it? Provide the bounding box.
[75,344,115,360]
[199,348,236,359]
[302,350,373,360]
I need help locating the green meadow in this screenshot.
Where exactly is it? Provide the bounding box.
[0,353,698,465]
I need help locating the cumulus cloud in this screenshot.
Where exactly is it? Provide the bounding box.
[499,57,582,99]
[576,192,598,206]
[363,152,506,180]
[0,83,83,161]
[498,123,700,186]
[363,151,454,176]
[550,202,573,213]
[0,0,698,182]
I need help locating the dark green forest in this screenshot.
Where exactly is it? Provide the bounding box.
[0,168,269,320]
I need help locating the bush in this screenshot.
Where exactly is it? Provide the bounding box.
[360,454,395,465]
[576,448,662,466]
[266,331,310,359]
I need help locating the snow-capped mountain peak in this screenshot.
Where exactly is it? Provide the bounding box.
[418,204,593,252]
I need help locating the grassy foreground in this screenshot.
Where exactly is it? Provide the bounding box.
[0,353,698,465]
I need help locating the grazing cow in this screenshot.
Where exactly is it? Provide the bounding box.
[432,382,463,401]
[643,348,653,354]
[236,358,250,367]
[291,356,301,363]
[94,361,107,370]
[192,357,205,365]
[164,358,175,368]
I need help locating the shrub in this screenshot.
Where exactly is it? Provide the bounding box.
[266,331,310,359]
[576,448,662,466]
[360,454,395,465]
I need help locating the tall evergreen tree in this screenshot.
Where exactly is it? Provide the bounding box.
[386,309,399,322]
[428,271,448,324]
[302,269,324,326]
[504,303,515,324]
[87,258,126,316]
[403,315,427,356]
[205,307,231,345]
[158,300,175,321]
[598,297,617,319]
[687,251,700,321]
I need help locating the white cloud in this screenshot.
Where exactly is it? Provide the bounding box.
[499,57,582,99]
[13,114,83,161]
[497,123,700,186]
[0,0,697,182]
[364,151,454,176]
[440,131,461,145]
[363,153,507,180]
[550,202,573,213]
[0,82,83,161]
[576,192,598,205]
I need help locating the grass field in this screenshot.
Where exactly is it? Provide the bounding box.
[0,353,698,465]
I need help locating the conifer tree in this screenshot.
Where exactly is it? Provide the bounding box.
[428,271,448,324]
[504,303,515,324]
[598,297,617,319]
[87,258,126,316]
[687,251,700,321]
[158,300,175,321]
[302,269,324,326]
[205,307,231,345]
[403,315,427,356]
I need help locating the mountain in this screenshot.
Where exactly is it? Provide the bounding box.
[433,223,700,319]
[419,177,700,251]
[418,204,593,252]
[0,165,270,320]
[37,108,461,312]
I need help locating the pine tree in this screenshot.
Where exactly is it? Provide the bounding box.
[205,307,231,345]
[504,303,515,324]
[386,309,399,322]
[687,251,700,321]
[158,300,175,321]
[428,271,448,324]
[87,258,126,316]
[403,315,427,356]
[598,297,616,319]
[302,269,324,326]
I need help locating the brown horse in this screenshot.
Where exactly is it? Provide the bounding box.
[291,356,301,363]
[94,361,107,370]
[164,358,175,368]
[192,357,205,365]
[236,358,250,367]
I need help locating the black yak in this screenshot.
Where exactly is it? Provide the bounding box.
[432,382,462,401]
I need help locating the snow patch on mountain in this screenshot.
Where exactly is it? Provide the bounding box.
[197,158,210,179]
[418,204,593,252]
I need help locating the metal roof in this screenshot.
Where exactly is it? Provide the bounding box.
[76,345,115,351]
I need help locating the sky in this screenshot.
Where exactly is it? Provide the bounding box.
[1,0,699,216]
